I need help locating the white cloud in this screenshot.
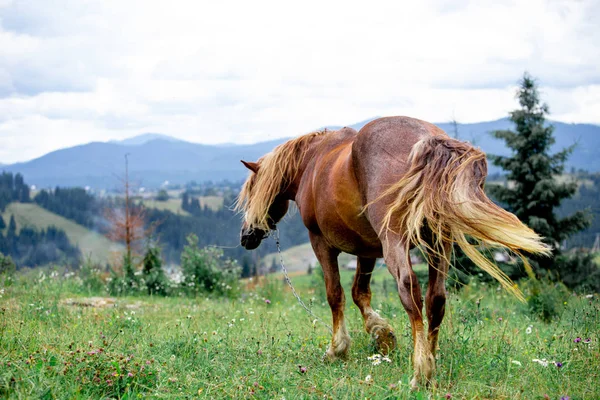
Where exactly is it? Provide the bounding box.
[0,0,598,163]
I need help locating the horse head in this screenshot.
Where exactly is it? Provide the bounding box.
[238,159,290,250]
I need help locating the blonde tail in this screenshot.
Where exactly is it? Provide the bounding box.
[376,136,551,301]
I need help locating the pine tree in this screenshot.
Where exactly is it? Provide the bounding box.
[7,215,16,239]
[488,73,590,271]
[142,242,169,296]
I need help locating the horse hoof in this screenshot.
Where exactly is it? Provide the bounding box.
[371,326,397,355]
[323,350,336,362]
[410,377,419,391]
[323,348,347,363]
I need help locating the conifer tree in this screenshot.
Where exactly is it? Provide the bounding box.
[488,73,590,269]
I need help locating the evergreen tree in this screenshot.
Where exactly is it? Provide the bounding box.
[142,242,169,296]
[155,190,169,201]
[488,73,590,271]
[7,215,16,239]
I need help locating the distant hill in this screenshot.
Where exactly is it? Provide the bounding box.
[2,202,123,265]
[3,118,599,189]
[112,133,186,146]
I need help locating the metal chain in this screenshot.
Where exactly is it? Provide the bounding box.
[273,229,333,334]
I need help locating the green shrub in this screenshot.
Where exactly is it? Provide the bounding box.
[550,251,600,293]
[77,255,105,295]
[107,253,141,296]
[0,252,16,276]
[141,242,170,296]
[521,278,570,322]
[180,234,240,297]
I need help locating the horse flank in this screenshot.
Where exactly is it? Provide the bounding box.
[236,130,328,231]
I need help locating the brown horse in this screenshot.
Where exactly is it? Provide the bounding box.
[236,116,550,388]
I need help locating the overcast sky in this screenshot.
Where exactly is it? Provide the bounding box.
[0,0,598,164]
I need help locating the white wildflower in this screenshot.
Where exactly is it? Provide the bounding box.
[532,358,549,367]
[585,294,594,298]
[511,360,522,366]
[372,358,382,366]
[365,374,372,383]
[526,325,533,334]
[382,356,392,363]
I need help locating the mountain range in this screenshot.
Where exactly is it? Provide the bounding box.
[2,118,599,189]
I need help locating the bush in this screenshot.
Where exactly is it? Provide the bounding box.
[141,243,169,296]
[549,251,600,293]
[77,255,105,295]
[155,189,169,201]
[180,234,240,298]
[107,253,141,296]
[521,278,570,322]
[0,252,16,276]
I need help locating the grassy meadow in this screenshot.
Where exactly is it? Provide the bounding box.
[0,266,598,399]
[142,196,224,215]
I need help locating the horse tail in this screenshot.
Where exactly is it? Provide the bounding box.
[377,135,551,301]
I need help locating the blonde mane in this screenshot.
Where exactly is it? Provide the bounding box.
[236,130,328,230]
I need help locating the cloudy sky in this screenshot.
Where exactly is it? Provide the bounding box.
[0,0,598,163]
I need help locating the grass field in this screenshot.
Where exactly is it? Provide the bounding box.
[143,199,191,216]
[1,203,123,265]
[143,196,224,214]
[1,267,598,399]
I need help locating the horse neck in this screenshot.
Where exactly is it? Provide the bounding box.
[281,136,323,200]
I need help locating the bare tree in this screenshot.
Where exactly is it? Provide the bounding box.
[105,154,147,264]
[451,111,460,139]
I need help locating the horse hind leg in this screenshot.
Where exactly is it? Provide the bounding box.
[351,256,397,355]
[425,243,450,358]
[383,235,435,390]
[309,233,351,361]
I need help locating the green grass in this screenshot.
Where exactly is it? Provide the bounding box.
[1,203,123,265]
[198,196,224,211]
[1,267,598,399]
[143,196,223,214]
[143,198,191,216]
[261,243,389,273]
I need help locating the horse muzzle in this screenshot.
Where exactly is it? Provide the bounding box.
[240,228,267,250]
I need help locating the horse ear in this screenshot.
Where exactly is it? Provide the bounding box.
[241,160,260,173]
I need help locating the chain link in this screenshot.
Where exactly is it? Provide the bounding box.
[273,229,333,334]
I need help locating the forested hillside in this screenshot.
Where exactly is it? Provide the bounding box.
[3,165,597,271]
[32,185,308,271]
[559,171,600,248]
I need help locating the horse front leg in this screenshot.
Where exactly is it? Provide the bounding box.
[383,236,435,390]
[351,256,397,354]
[309,233,350,361]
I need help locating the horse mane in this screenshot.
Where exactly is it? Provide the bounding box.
[236,130,328,230]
